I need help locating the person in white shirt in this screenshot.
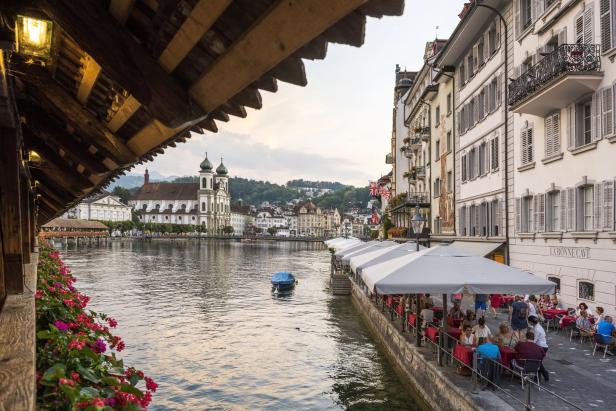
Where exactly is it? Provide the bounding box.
[528,316,548,351]
[527,295,538,318]
[472,317,492,342]
[420,303,434,328]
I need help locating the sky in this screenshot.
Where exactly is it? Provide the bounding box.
[131,1,467,187]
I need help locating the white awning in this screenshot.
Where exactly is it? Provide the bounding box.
[449,241,504,257]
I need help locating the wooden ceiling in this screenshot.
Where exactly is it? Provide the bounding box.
[4,0,404,225]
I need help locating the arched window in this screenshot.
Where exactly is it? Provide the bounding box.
[202,178,206,189]
[201,202,205,212]
[547,276,561,294]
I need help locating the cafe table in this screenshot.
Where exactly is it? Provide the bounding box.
[425,326,439,344]
[453,343,474,367]
[499,347,516,369]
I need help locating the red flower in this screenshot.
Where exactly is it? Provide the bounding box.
[107,317,118,328]
[144,376,158,392]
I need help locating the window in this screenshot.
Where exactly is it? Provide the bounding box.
[601,87,613,137]
[547,276,561,294]
[447,171,453,193]
[546,190,561,231]
[577,98,593,146]
[478,89,485,119]
[520,0,533,31]
[459,206,467,236]
[435,139,440,160]
[521,125,534,165]
[479,142,486,176]
[459,63,466,86]
[469,98,475,127]
[544,112,561,158]
[469,204,476,236]
[490,199,500,236]
[488,23,497,55]
[578,281,595,301]
[435,105,440,126]
[467,53,474,78]
[575,5,594,45]
[469,148,477,179]
[201,202,205,212]
[202,177,206,189]
[434,177,441,197]
[447,93,452,114]
[478,37,484,65]
[480,202,488,236]
[490,135,499,170]
[461,154,468,181]
[518,195,534,233]
[447,131,452,152]
[165,216,169,220]
[600,0,616,52]
[580,185,594,231]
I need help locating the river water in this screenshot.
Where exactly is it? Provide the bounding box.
[60,240,424,410]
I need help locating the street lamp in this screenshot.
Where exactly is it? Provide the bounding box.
[15,15,54,64]
[410,205,424,252]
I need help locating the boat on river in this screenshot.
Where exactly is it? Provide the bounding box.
[271,272,296,292]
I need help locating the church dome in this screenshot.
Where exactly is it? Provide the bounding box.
[200,153,213,172]
[216,159,228,176]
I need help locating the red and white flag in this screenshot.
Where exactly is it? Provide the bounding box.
[369,182,379,197]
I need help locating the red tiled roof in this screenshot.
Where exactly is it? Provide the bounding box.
[130,183,198,201]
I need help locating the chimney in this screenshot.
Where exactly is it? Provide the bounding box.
[144,169,150,185]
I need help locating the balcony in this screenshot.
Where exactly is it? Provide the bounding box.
[419,127,430,142]
[403,146,414,159]
[508,44,603,116]
[415,166,426,179]
[407,191,429,206]
[410,137,422,150]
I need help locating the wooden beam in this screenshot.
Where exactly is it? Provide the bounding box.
[0,128,24,293]
[23,68,137,167]
[19,173,31,264]
[106,95,140,133]
[75,55,101,105]
[109,0,135,25]
[269,57,306,86]
[35,0,204,128]
[19,101,109,175]
[189,0,367,112]
[158,0,232,73]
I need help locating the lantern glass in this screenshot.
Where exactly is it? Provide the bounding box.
[16,15,53,61]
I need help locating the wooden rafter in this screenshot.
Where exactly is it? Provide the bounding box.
[34,0,204,128]
[189,0,368,112]
[75,55,101,105]
[109,0,136,25]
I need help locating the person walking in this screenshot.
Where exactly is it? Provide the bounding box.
[509,295,529,340]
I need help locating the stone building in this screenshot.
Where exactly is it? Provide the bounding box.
[63,191,132,222]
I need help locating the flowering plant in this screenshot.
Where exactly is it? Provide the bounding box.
[36,241,157,410]
[387,227,407,238]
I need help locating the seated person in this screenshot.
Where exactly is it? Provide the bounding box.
[459,310,476,330]
[576,311,593,331]
[423,293,434,308]
[420,303,434,328]
[449,301,463,319]
[594,306,605,325]
[549,294,560,309]
[495,322,518,349]
[472,317,492,344]
[475,336,501,389]
[460,325,476,346]
[514,331,549,381]
[595,316,616,349]
[576,302,593,318]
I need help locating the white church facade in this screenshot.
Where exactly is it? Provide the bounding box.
[129,155,231,233]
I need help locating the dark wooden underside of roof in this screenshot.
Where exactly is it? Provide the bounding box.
[3,0,404,226]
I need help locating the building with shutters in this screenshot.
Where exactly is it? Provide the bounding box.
[507,0,616,312]
[433,1,510,261]
[63,191,132,222]
[129,155,231,233]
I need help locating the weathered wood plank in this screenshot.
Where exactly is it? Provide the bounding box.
[109,0,136,25]
[0,257,37,411]
[75,54,101,105]
[106,95,140,133]
[0,129,24,294]
[19,176,31,265]
[189,0,368,111]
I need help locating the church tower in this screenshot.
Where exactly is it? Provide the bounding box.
[198,153,214,231]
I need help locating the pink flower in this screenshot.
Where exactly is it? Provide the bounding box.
[34,290,44,300]
[54,320,69,332]
[107,317,118,328]
[116,340,125,352]
[144,376,158,392]
[59,378,74,386]
[71,372,80,381]
[104,398,116,406]
[63,299,76,307]
[139,390,153,408]
[91,397,105,407]
[68,339,86,350]
[92,338,106,353]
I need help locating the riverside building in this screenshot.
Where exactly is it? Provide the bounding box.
[129,154,231,233]
[63,191,132,222]
[508,0,616,313]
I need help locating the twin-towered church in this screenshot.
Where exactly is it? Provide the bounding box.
[129,154,231,233]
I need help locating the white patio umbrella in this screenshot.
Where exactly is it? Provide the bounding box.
[361,245,555,295]
[340,241,397,265]
[330,238,361,252]
[350,242,425,274]
[334,240,376,260]
[325,237,355,247]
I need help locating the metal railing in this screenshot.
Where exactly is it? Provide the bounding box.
[508,43,601,107]
[407,192,429,204]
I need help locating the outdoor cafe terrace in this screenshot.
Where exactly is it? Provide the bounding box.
[326,239,616,410]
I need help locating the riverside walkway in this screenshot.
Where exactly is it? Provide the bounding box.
[354,285,616,410]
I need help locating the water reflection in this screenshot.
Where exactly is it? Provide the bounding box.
[61,241,423,410]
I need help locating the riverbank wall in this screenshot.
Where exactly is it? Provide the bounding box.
[350,282,513,411]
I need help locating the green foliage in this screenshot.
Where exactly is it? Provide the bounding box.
[313,186,370,211]
[382,214,393,239]
[171,176,198,183]
[110,187,133,204]
[267,227,278,236]
[222,225,234,234]
[35,243,157,409]
[228,177,298,205]
[286,179,348,191]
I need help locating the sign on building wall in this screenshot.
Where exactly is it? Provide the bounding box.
[549,246,591,259]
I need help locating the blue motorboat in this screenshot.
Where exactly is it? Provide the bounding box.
[271,272,296,291]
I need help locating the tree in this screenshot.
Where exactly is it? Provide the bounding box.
[267,227,278,236]
[111,186,132,204]
[222,225,234,235]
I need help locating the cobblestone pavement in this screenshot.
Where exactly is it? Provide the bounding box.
[372,299,616,410]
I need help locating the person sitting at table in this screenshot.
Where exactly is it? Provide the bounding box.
[549,294,560,309]
[449,301,463,319]
[513,331,549,382]
[423,293,434,308]
[538,295,550,309]
[576,311,593,332]
[595,315,616,354]
[475,336,501,389]
[472,317,492,344]
[420,302,434,329]
[495,322,518,349]
[594,306,605,325]
[460,325,476,346]
[576,302,593,318]
[460,310,476,330]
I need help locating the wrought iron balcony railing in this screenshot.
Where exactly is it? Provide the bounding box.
[407,192,429,205]
[508,43,601,107]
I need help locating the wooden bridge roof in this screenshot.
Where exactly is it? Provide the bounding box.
[4,0,404,227]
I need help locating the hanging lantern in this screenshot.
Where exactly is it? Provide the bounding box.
[15,15,54,63]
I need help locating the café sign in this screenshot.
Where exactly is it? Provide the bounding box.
[549,246,590,259]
